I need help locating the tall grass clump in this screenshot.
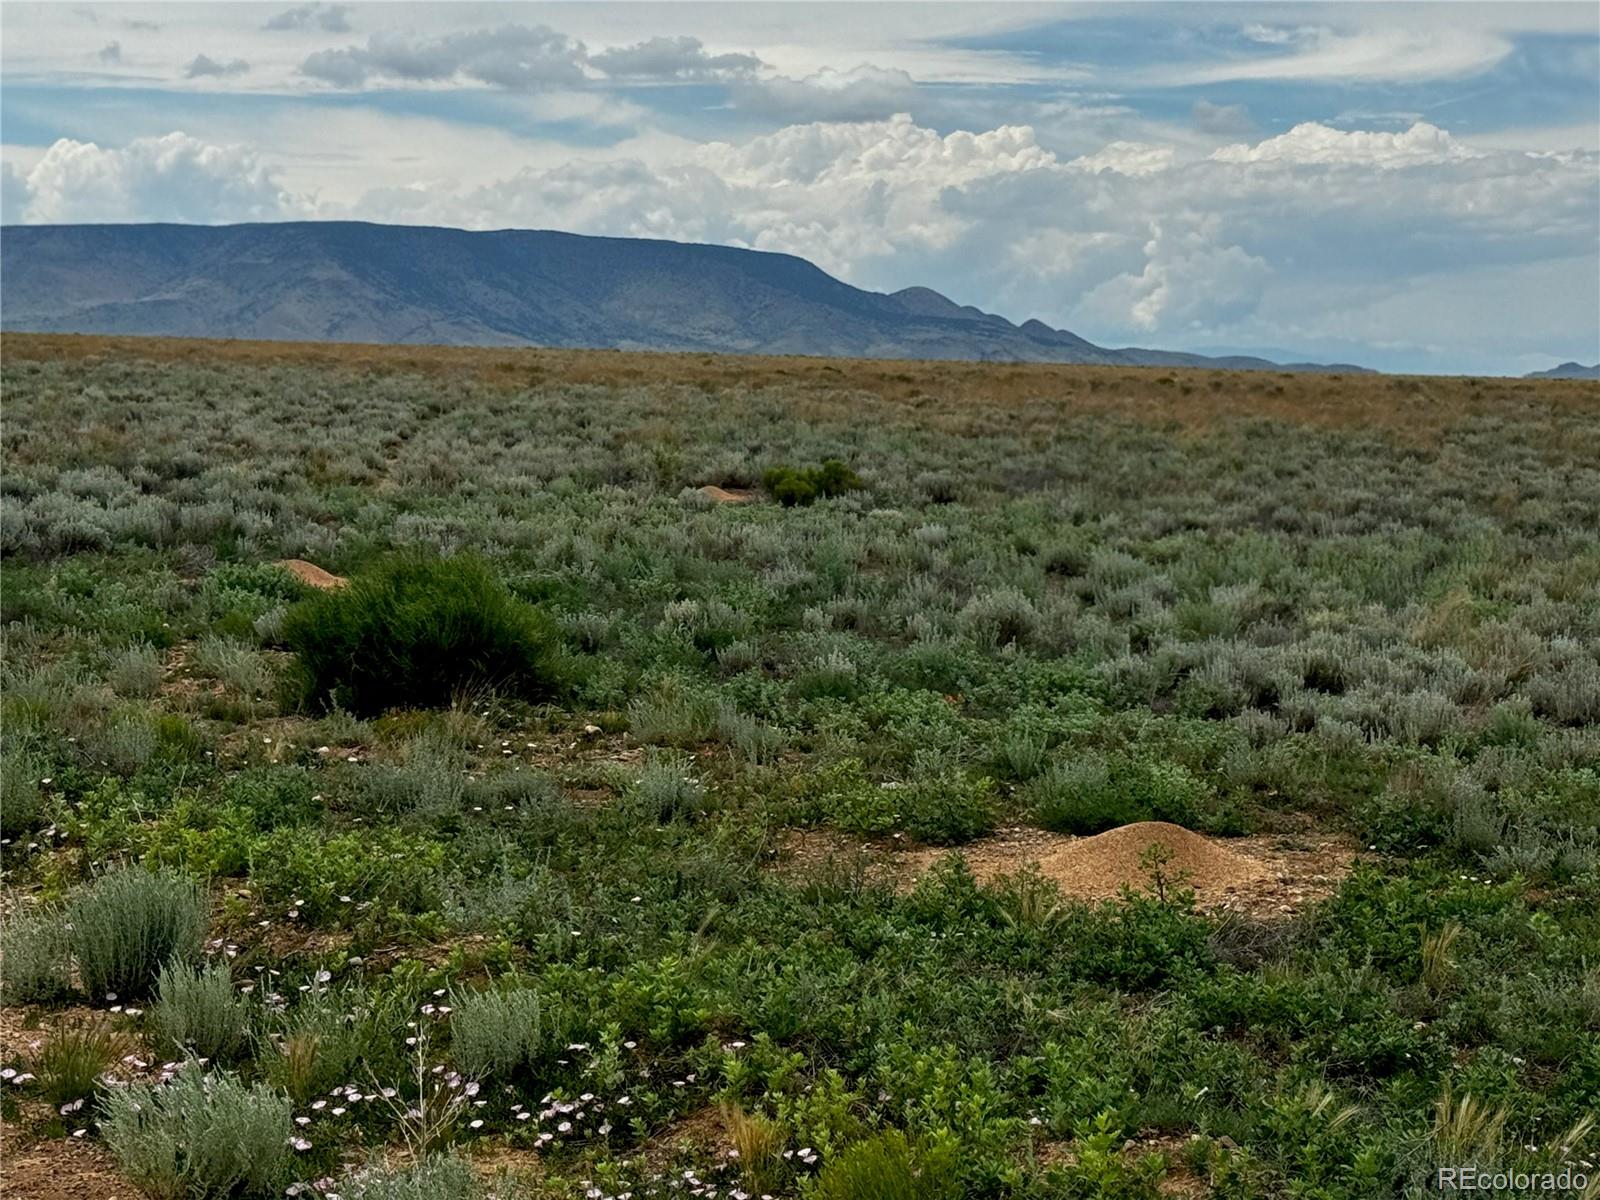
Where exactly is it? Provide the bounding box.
[282,554,563,716]
[35,1019,128,1109]
[813,1130,961,1200]
[70,867,207,1000]
[101,1065,294,1200]
[153,958,251,1063]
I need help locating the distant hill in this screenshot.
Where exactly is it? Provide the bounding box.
[1524,361,1600,380]
[0,221,1367,372]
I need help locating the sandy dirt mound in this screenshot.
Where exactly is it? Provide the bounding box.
[1033,821,1263,901]
[278,558,347,589]
[786,821,1354,916]
[698,485,755,503]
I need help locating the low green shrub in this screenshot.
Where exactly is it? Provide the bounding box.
[763,460,862,507]
[902,772,997,845]
[449,986,544,1079]
[70,867,207,1000]
[1027,757,1143,834]
[154,958,251,1063]
[1028,754,1212,834]
[100,1065,294,1200]
[282,554,563,716]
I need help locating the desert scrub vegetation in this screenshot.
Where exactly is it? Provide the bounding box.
[0,335,1597,1198]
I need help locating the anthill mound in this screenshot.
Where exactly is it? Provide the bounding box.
[1036,821,1265,901]
[278,558,348,589]
[698,484,755,504]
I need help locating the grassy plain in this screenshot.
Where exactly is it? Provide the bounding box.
[2,333,1599,1199]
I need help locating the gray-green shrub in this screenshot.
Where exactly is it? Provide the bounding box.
[70,867,207,1000]
[337,1155,481,1200]
[450,986,544,1079]
[0,746,45,838]
[100,1065,294,1200]
[0,909,72,1002]
[629,750,709,822]
[154,958,251,1063]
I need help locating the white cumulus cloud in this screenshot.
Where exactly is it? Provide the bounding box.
[1211,120,1477,166]
[9,132,300,224]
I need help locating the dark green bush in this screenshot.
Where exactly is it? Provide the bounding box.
[764,467,817,507]
[762,459,862,507]
[903,773,997,845]
[281,555,563,716]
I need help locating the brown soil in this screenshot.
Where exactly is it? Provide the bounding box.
[698,485,756,504]
[1,1108,133,1200]
[278,558,348,589]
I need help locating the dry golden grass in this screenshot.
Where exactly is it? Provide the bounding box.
[3,332,1595,442]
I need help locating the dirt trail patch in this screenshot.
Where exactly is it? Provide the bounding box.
[698,485,756,504]
[278,558,347,589]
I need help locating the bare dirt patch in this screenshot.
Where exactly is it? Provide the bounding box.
[697,485,756,504]
[782,822,1354,916]
[913,821,1353,914]
[0,1126,133,1200]
[278,558,348,589]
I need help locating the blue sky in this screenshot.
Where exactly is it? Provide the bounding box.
[2,2,1596,373]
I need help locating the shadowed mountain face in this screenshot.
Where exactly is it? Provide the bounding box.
[1,221,1363,370]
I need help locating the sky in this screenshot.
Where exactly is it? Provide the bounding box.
[1,2,1597,374]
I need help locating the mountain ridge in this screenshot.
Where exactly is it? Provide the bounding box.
[0,221,1370,372]
[1523,361,1600,380]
